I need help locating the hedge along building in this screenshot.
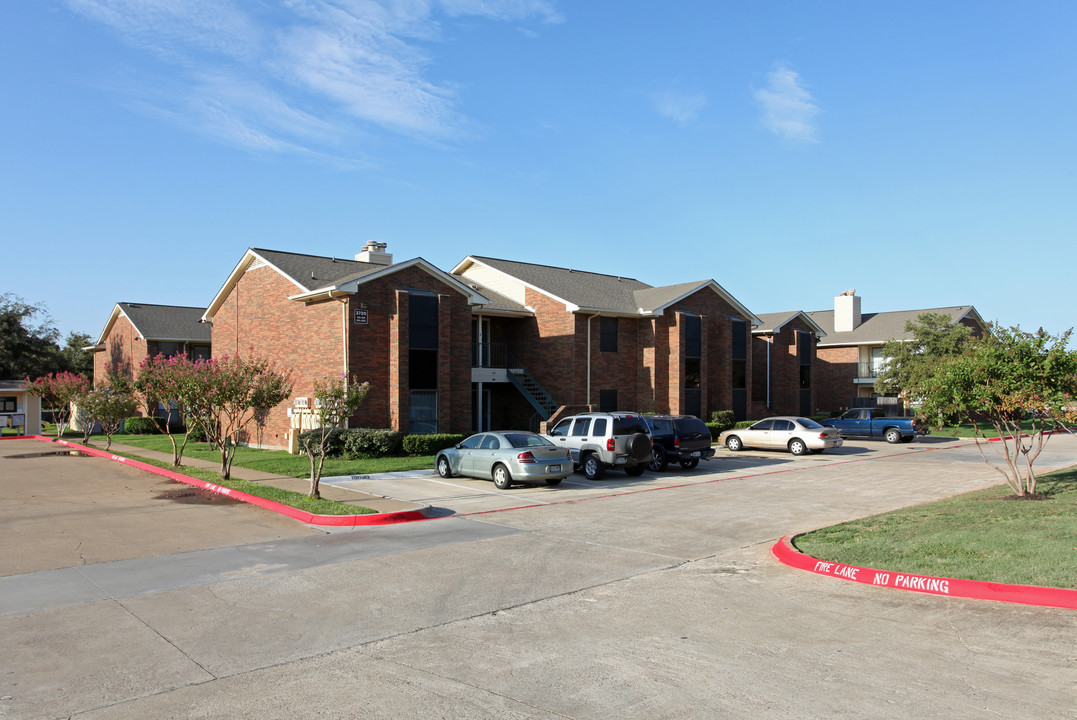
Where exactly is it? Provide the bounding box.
[451,256,761,432]
[202,243,489,451]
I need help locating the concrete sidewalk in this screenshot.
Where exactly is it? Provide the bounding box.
[85,439,421,515]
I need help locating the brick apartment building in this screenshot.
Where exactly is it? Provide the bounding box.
[202,243,487,449]
[750,311,826,418]
[807,290,987,414]
[89,302,212,390]
[452,256,761,431]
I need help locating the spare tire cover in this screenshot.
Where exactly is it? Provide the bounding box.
[626,433,650,460]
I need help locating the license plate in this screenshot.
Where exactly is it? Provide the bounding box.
[548,464,562,472]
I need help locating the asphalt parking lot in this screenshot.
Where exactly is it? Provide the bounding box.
[2,434,1076,719]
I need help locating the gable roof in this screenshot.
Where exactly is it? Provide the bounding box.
[453,256,760,322]
[203,248,490,321]
[752,311,827,337]
[808,305,985,346]
[95,303,211,346]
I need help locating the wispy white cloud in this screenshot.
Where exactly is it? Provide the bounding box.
[65,0,562,160]
[652,89,707,126]
[754,64,819,143]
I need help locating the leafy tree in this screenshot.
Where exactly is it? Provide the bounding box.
[60,332,94,379]
[299,374,371,499]
[135,354,193,466]
[919,326,1077,497]
[874,312,975,403]
[0,294,62,379]
[25,371,90,438]
[80,377,138,450]
[183,355,293,479]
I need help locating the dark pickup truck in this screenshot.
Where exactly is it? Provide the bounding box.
[822,408,928,444]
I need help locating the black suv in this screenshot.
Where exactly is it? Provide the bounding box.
[644,415,715,471]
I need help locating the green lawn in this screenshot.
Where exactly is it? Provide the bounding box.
[50,430,436,477]
[926,419,1073,439]
[37,428,437,516]
[794,466,1077,589]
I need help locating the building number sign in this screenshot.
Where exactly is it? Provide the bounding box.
[354,309,369,325]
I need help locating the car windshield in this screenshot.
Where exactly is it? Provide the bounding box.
[613,416,649,434]
[505,433,554,448]
[795,418,824,429]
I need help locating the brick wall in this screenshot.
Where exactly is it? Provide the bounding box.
[94,315,146,392]
[814,345,859,414]
[751,318,817,417]
[211,264,343,448]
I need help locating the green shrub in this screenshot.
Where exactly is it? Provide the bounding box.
[403,433,466,456]
[704,422,723,438]
[124,416,158,435]
[734,420,757,429]
[708,410,736,433]
[342,428,404,458]
[186,423,208,443]
[297,427,348,456]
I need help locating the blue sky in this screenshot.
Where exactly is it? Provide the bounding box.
[3,1,1075,346]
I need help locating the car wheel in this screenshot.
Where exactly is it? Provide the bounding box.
[679,457,699,470]
[648,445,668,472]
[725,435,742,452]
[545,477,563,486]
[436,455,453,478]
[885,428,902,444]
[789,438,808,456]
[492,464,512,489]
[625,433,650,461]
[625,464,646,477]
[582,454,605,480]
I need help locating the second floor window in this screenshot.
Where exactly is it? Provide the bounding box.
[600,317,618,352]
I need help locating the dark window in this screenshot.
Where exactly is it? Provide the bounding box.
[796,330,812,365]
[408,390,438,434]
[571,418,592,436]
[599,389,618,411]
[480,435,501,449]
[685,358,701,388]
[800,365,811,389]
[685,314,701,358]
[156,341,182,357]
[409,349,438,389]
[410,293,438,350]
[592,418,608,436]
[460,434,484,449]
[191,344,211,360]
[731,360,746,390]
[600,317,618,352]
[731,319,747,360]
[549,419,572,437]
[774,419,794,431]
[751,419,775,431]
[0,397,16,413]
[612,416,648,434]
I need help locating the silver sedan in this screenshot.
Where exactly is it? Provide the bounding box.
[719,416,843,456]
[435,431,573,489]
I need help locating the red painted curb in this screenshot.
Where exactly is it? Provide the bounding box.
[771,535,1077,610]
[28,437,429,527]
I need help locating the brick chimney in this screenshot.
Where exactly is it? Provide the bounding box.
[356,241,393,265]
[834,289,861,332]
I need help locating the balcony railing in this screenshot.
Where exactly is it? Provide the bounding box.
[472,342,511,369]
[856,362,887,380]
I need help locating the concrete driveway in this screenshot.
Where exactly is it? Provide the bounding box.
[2,434,1075,718]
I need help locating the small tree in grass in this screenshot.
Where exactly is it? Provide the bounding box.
[921,326,1077,497]
[135,354,194,466]
[300,374,371,499]
[80,377,138,450]
[182,355,293,480]
[25,371,89,438]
